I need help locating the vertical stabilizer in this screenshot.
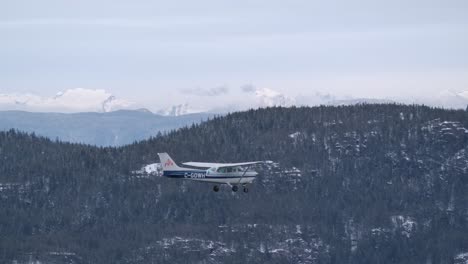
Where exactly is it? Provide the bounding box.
[157,153,183,171]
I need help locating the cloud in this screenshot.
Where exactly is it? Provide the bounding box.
[182,86,229,96]
[0,88,137,113]
[241,84,256,93]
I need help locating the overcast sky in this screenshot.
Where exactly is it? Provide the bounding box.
[1,0,468,112]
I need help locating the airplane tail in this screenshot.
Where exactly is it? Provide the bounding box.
[158,153,183,171]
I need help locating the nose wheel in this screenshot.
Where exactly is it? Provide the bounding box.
[213,185,219,192]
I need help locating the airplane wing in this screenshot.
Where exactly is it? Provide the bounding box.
[183,161,263,168]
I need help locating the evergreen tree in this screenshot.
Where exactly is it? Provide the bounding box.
[1,104,467,263]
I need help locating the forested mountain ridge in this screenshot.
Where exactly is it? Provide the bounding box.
[1,104,467,264]
[0,110,212,146]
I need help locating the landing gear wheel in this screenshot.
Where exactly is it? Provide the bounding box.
[232,185,238,192]
[213,185,220,192]
[243,187,249,193]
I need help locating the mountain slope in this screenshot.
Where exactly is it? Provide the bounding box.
[0,110,213,146]
[1,104,467,263]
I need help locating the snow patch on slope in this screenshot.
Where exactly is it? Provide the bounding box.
[289,132,302,139]
[391,216,417,238]
[455,252,468,264]
[132,163,162,177]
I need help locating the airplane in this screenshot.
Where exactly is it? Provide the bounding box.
[157,153,262,192]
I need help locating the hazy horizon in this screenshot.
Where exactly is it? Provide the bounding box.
[1,0,468,112]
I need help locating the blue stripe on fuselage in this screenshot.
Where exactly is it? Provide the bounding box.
[163,170,206,178]
[163,170,256,179]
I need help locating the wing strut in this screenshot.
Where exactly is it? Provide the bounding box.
[237,164,251,185]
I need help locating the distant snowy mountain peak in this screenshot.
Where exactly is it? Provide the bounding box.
[156,103,206,116]
[331,98,395,106]
[134,108,153,113]
[0,88,137,113]
[459,90,468,98]
[101,95,133,113]
[156,103,189,116]
[52,88,135,113]
[170,103,190,116]
[429,89,468,109]
[255,88,295,107]
[53,91,64,99]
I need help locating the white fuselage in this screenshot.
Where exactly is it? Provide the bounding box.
[163,168,258,185]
